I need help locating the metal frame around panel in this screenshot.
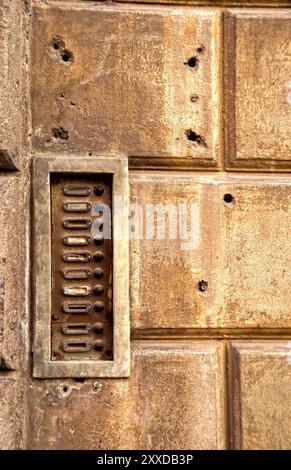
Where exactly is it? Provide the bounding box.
[33,155,130,378]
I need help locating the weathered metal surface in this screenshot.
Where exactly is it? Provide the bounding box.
[51,0,291,5]
[0,176,25,371]
[130,172,291,329]
[0,378,24,449]
[224,10,291,170]
[51,173,113,362]
[0,0,291,451]
[0,0,22,169]
[229,341,291,449]
[27,341,225,450]
[33,156,130,378]
[30,3,221,169]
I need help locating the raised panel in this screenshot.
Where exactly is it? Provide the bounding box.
[130,173,291,330]
[229,342,291,449]
[30,4,221,168]
[0,0,22,169]
[0,177,24,370]
[0,378,24,449]
[33,156,129,378]
[224,10,291,170]
[27,341,225,449]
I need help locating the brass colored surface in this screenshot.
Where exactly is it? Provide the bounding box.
[33,156,130,378]
[27,341,226,450]
[50,173,113,362]
[228,342,291,449]
[224,10,291,170]
[0,0,291,451]
[130,172,291,330]
[30,3,221,169]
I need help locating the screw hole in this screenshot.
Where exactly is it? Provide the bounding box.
[61,50,73,63]
[63,385,68,393]
[52,126,69,140]
[186,129,207,147]
[198,280,208,292]
[185,56,198,69]
[224,193,235,205]
[92,382,100,392]
[196,46,205,54]
[190,94,199,103]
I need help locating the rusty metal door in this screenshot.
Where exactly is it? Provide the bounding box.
[0,0,290,450]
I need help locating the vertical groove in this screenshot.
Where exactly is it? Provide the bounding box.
[226,342,243,449]
[224,340,232,449]
[23,0,32,451]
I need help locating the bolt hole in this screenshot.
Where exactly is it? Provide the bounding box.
[190,94,199,103]
[92,382,100,392]
[196,46,205,54]
[52,126,69,140]
[61,50,73,63]
[50,36,65,51]
[185,56,198,68]
[223,193,235,205]
[186,129,207,147]
[88,152,92,156]
[198,280,208,292]
[63,385,68,392]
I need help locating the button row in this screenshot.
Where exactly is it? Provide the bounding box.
[63,235,104,246]
[59,183,107,355]
[62,251,104,263]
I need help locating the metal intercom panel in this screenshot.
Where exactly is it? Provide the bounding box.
[33,156,129,378]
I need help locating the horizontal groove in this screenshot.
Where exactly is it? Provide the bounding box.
[132,328,291,340]
[46,1,291,9]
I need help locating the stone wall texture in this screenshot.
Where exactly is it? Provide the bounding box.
[0,0,290,449]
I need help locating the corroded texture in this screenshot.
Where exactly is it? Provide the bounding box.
[0,0,290,451]
[33,156,130,378]
[0,378,24,449]
[224,10,291,170]
[229,342,291,449]
[30,3,221,168]
[0,176,26,370]
[27,341,225,449]
[130,173,291,329]
[51,1,291,5]
[116,0,291,4]
[0,0,23,169]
